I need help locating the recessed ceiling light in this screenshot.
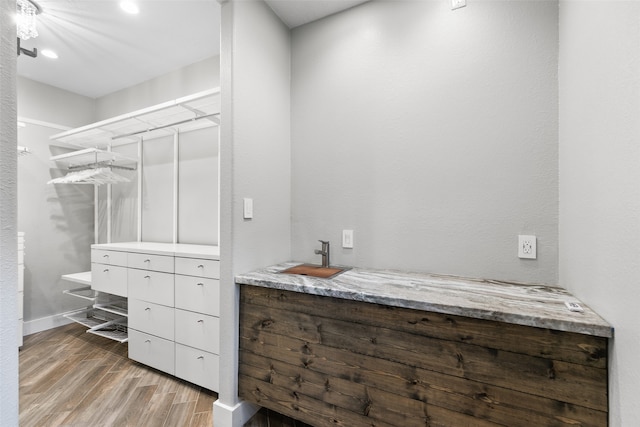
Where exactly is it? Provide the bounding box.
[120,1,139,15]
[41,49,58,59]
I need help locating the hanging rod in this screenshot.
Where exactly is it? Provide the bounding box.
[68,161,137,172]
[111,112,220,141]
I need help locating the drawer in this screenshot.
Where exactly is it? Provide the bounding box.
[175,309,219,354]
[174,275,220,316]
[92,249,128,266]
[128,329,175,376]
[91,264,127,297]
[128,269,174,306]
[175,257,219,279]
[175,344,219,391]
[128,253,174,273]
[129,299,174,341]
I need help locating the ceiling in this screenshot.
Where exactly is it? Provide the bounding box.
[16,0,368,99]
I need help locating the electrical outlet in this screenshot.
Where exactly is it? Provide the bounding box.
[342,230,354,249]
[518,235,537,259]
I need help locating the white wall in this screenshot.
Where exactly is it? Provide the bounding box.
[216,0,291,425]
[559,1,640,425]
[291,0,559,284]
[0,2,18,423]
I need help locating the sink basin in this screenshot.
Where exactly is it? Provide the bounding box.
[279,264,350,279]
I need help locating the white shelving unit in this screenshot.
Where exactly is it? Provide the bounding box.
[50,88,220,149]
[58,88,221,345]
[50,148,138,169]
[62,267,128,343]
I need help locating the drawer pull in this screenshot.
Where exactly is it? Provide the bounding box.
[197,282,204,287]
[103,269,109,273]
[197,355,204,360]
[145,339,151,343]
[144,275,151,279]
[144,259,151,263]
[103,254,109,258]
[197,264,204,269]
[145,307,151,311]
[197,319,204,323]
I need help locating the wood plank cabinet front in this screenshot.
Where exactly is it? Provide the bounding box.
[239,285,609,427]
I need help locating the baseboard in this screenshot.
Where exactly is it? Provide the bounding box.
[23,313,74,336]
[213,399,260,427]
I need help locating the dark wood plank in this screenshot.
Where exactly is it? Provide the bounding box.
[241,285,608,368]
[241,301,608,411]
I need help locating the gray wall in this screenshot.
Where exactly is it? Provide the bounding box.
[217,0,291,420]
[0,4,18,422]
[559,1,640,425]
[290,0,559,284]
[17,79,97,327]
[95,56,220,120]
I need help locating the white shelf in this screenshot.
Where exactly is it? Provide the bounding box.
[51,148,138,169]
[50,88,221,149]
[94,301,128,318]
[64,308,128,343]
[61,271,92,286]
[64,308,107,329]
[88,318,128,343]
[63,286,97,302]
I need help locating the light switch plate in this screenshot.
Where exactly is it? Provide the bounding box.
[243,198,253,219]
[342,230,354,249]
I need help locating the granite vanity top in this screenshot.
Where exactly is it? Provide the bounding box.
[235,262,613,338]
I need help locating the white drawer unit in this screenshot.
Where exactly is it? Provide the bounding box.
[91,249,127,266]
[92,264,128,297]
[128,253,174,273]
[128,269,174,307]
[175,257,219,279]
[175,275,220,316]
[175,309,219,354]
[129,299,175,341]
[129,329,175,376]
[71,242,220,391]
[175,343,219,391]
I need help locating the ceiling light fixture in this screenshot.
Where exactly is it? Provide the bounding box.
[41,49,58,59]
[120,1,139,15]
[16,0,41,41]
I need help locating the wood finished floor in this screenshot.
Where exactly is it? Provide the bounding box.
[20,323,310,427]
[19,323,216,427]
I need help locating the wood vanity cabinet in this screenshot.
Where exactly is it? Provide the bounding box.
[239,285,609,427]
[90,242,220,391]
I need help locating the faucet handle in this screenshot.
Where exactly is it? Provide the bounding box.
[318,239,329,244]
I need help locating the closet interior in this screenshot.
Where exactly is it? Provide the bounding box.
[45,88,221,390]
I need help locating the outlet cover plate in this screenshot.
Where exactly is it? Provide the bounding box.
[451,0,466,10]
[518,235,537,259]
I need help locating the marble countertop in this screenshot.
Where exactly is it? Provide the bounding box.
[235,262,613,338]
